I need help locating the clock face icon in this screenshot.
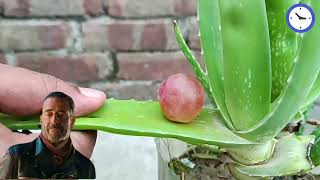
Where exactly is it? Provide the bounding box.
[286,3,315,33]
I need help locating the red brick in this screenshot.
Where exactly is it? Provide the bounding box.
[189,19,201,50]
[0,55,5,64]
[3,0,31,17]
[107,0,124,17]
[117,51,203,80]
[16,53,113,82]
[108,0,196,18]
[82,23,108,51]
[108,23,135,50]
[108,0,174,17]
[82,19,178,51]
[3,0,92,17]
[141,23,167,50]
[174,0,197,16]
[83,0,103,16]
[0,23,70,51]
[0,0,5,14]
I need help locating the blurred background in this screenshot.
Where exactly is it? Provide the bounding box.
[0,0,319,179]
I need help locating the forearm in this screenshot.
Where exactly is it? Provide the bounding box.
[0,123,38,163]
[70,130,97,159]
[0,152,17,179]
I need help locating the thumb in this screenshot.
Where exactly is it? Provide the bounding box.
[0,64,106,116]
[63,84,107,117]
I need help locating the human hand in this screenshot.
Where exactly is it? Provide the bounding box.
[0,64,106,116]
[0,63,106,159]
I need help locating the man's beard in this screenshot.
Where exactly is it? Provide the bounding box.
[45,125,70,144]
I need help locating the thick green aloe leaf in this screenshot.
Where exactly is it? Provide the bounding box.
[266,0,299,102]
[301,73,320,111]
[0,99,256,147]
[238,0,320,142]
[310,126,320,166]
[173,21,217,109]
[228,165,264,180]
[227,139,276,166]
[198,0,235,130]
[219,0,271,130]
[229,135,314,178]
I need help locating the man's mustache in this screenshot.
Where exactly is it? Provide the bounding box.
[48,125,64,131]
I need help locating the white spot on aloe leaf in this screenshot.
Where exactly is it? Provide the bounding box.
[277,98,282,104]
[277,34,282,39]
[287,76,292,83]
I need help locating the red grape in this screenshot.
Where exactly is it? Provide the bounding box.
[159,73,205,123]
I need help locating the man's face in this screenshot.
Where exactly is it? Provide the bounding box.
[40,97,75,144]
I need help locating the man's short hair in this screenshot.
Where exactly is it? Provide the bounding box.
[43,91,75,115]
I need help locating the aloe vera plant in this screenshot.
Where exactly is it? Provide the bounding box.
[1,0,320,179]
[173,0,320,178]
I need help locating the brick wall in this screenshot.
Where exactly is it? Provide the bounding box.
[1,0,319,118]
[0,0,201,100]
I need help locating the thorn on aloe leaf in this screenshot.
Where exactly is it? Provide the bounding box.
[277,99,282,104]
[173,19,217,110]
[173,20,177,28]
